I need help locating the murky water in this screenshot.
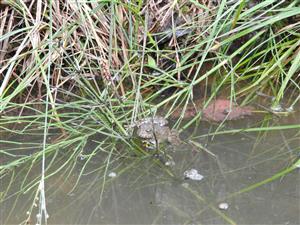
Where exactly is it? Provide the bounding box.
[1,111,300,224]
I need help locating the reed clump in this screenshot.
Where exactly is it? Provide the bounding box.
[0,0,299,154]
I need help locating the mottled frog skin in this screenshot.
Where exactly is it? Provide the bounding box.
[135,116,180,148]
[135,116,168,128]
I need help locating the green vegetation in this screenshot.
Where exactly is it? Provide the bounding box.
[0,0,299,224]
[1,0,299,147]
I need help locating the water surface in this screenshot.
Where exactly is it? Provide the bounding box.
[1,111,299,224]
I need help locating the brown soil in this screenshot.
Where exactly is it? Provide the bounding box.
[171,99,254,122]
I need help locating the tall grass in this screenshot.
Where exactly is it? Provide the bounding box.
[1,0,299,130]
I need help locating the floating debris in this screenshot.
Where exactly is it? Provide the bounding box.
[78,154,85,160]
[108,172,117,178]
[270,104,284,112]
[286,106,294,113]
[165,160,175,166]
[183,169,204,181]
[218,202,229,210]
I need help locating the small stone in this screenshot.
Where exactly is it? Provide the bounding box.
[165,160,175,166]
[183,169,204,181]
[218,202,229,210]
[108,172,117,178]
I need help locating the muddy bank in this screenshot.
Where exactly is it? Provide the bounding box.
[170,98,253,122]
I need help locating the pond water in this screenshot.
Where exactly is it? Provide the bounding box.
[1,111,300,224]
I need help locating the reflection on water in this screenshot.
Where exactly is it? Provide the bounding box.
[1,112,300,224]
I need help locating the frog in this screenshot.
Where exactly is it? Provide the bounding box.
[135,116,168,128]
[135,116,181,150]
